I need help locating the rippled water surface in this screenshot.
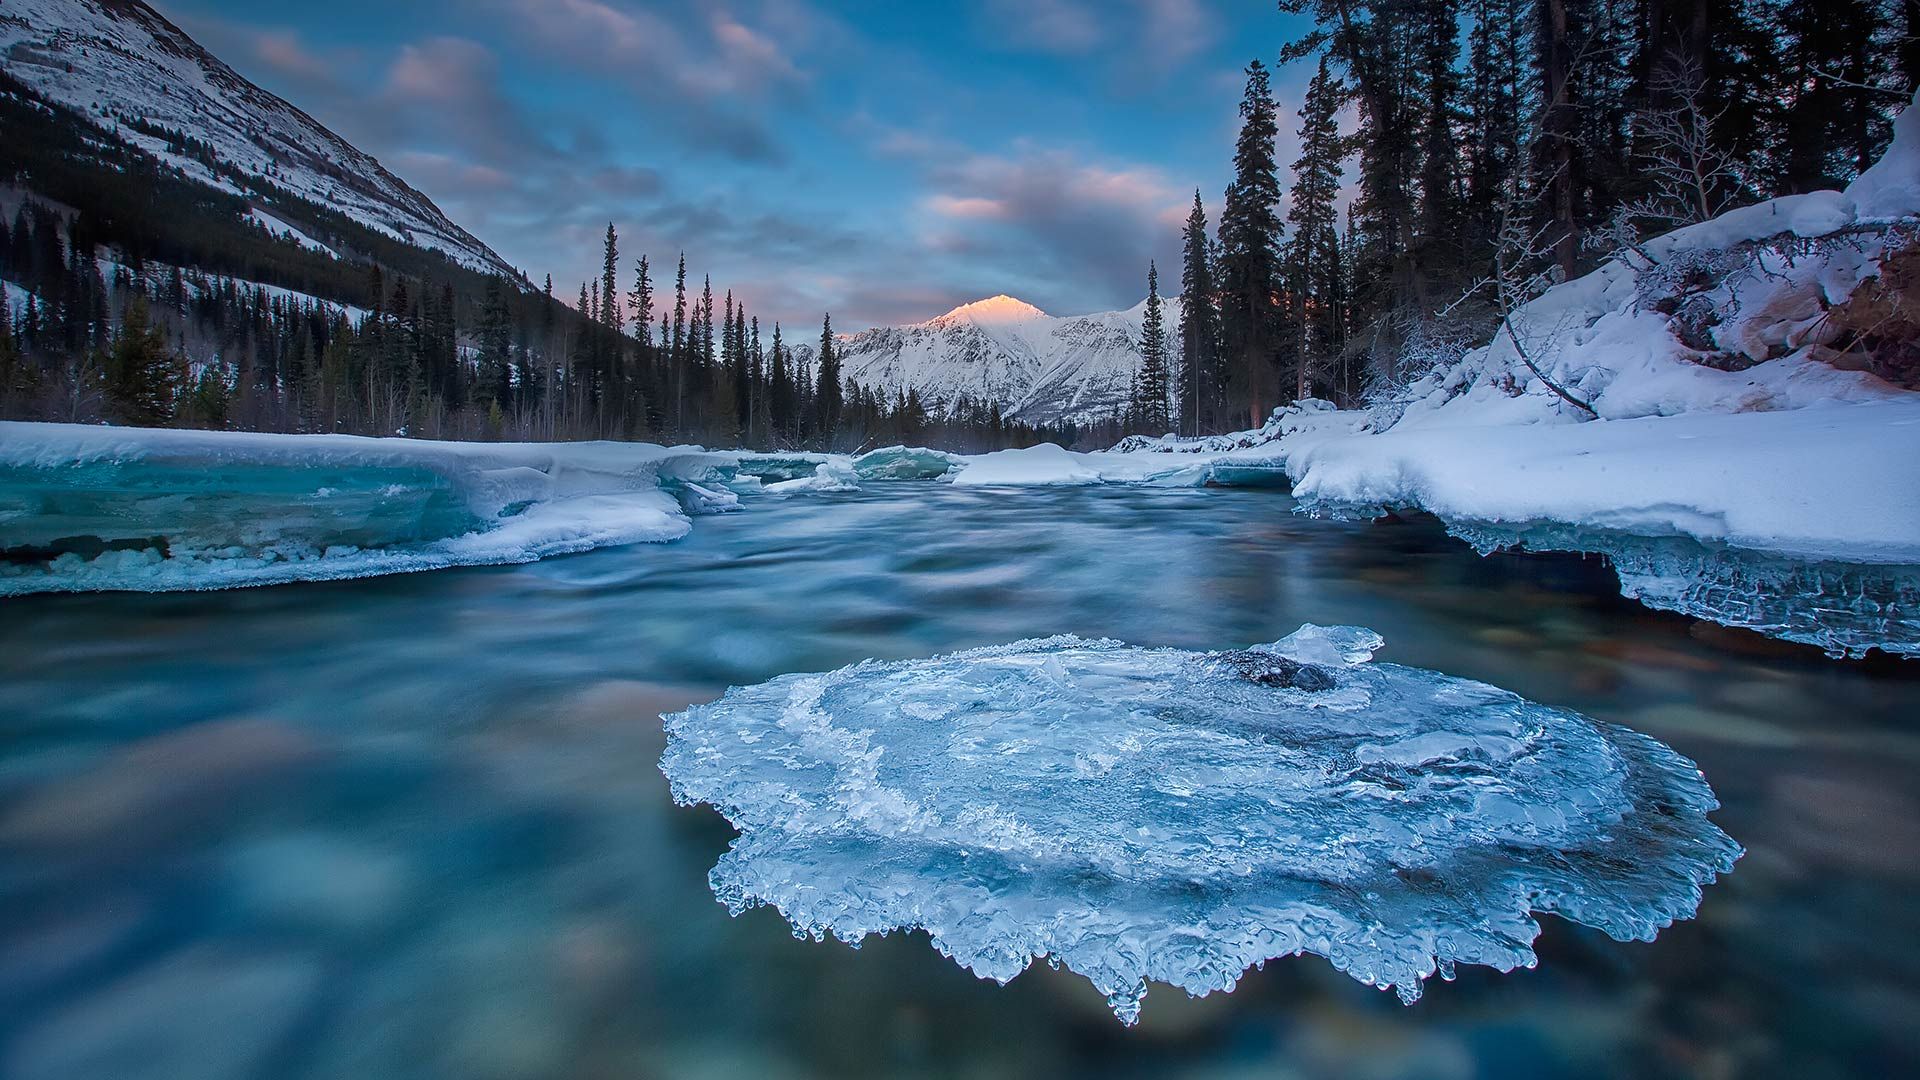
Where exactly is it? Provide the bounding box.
[2,484,1917,1079]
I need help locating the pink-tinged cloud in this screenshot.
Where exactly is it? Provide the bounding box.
[925,194,1009,220]
[385,38,497,105]
[489,0,805,98]
[249,29,333,84]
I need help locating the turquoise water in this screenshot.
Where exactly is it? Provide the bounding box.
[2,484,1916,1078]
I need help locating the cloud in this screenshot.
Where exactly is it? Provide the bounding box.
[907,141,1189,311]
[976,0,1217,72]
[983,0,1101,53]
[924,194,1008,220]
[475,0,814,162]
[1138,0,1216,70]
[378,38,553,166]
[249,29,335,85]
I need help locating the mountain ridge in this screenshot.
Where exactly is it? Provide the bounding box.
[792,293,1181,429]
[0,0,522,281]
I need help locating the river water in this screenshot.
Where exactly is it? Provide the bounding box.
[2,484,1916,1078]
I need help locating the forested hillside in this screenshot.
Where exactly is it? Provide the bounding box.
[0,1,1051,451]
[1170,0,1917,432]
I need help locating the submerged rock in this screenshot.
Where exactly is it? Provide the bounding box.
[661,626,1741,1024]
[1216,649,1337,691]
[0,719,322,852]
[6,945,322,1080]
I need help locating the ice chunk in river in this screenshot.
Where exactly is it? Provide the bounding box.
[661,626,1741,1024]
[853,445,963,481]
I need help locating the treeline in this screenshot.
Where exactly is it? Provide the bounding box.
[0,71,1050,451]
[1154,0,1916,435]
[0,206,1052,450]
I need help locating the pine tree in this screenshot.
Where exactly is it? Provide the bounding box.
[104,295,179,426]
[769,322,792,438]
[476,275,513,416]
[1774,0,1899,191]
[815,312,841,438]
[732,301,750,433]
[1287,57,1349,401]
[1176,190,1223,436]
[1217,59,1290,428]
[600,223,622,335]
[1137,261,1171,433]
[698,275,715,377]
[670,254,688,430]
[628,255,652,347]
[1464,0,1532,258]
[1415,0,1465,280]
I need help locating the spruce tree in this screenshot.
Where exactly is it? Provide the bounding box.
[1176,190,1222,436]
[815,313,841,437]
[600,223,622,335]
[769,322,791,438]
[628,255,652,347]
[670,254,688,430]
[1217,59,1289,428]
[1287,57,1349,401]
[1137,260,1171,433]
[104,295,179,427]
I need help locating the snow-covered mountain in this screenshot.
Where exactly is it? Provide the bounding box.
[0,0,520,280]
[793,294,1181,428]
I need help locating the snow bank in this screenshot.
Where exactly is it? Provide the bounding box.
[951,443,1104,487]
[1286,399,1920,565]
[662,627,1739,1023]
[949,440,1289,488]
[1069,98,1920,654]
[1280,400,1920,658]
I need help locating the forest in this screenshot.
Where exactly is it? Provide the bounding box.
[1158,0,1917,434]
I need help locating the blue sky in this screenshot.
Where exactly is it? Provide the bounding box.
[162,0,1321,331]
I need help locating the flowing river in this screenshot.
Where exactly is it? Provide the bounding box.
[2,484,1916,1078]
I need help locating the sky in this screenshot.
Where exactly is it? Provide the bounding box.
[158,0,1323,331]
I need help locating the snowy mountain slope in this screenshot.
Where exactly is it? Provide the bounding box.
[790,294,1183,428]
[0,0,520,280]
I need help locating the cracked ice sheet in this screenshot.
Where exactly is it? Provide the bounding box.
[660,626,1741,1024]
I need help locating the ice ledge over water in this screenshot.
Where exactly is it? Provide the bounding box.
[0,423,932,596]
[661,626,1741,1023]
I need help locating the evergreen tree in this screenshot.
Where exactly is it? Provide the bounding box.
[476,275,513,415]
[1464,0,1532,257]
[1287,57,1349,401]
[1414,0,1466,287]
[670,254,688,430]
[104,295,179,426]
[1774,0,1898,191]
[1136,260,1171,433]
[1176,190,1223,436]
[1217,59,1290,428]
[600,222,622,334]
[628,254,652,347]
[732,301,751,433]
[815,312,841,437]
